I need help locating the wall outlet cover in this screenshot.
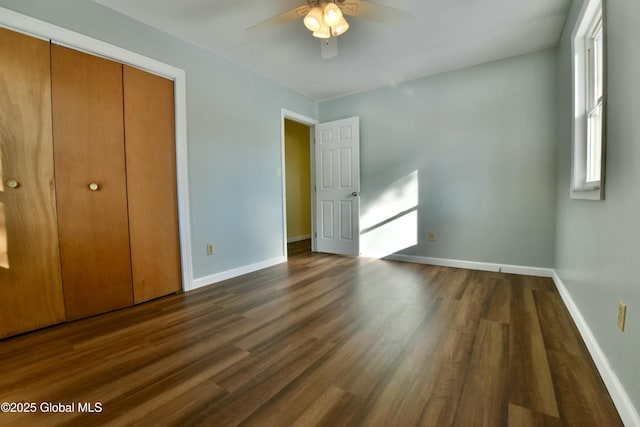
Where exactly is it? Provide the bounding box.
[617,301,627,331]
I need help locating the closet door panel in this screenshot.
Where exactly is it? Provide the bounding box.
[51,45,133,320]
[123,65,181,303]
[0,28,65,338]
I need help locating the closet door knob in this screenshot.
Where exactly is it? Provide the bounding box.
[6,179,19,189]
[88,183,99,191]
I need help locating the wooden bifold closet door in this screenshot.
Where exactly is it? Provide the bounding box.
[51,45,134,320]
[123,65,182,304]
[0,28,66,338]
[51,46,181,321]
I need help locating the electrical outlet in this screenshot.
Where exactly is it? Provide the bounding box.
[617,301,627,331]
[428,232,435,241]
[207,244,214,256]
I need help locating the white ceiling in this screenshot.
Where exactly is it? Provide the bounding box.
[92,0,570,101]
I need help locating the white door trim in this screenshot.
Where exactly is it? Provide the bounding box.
[0,6,194,291]
[280,109,319,260]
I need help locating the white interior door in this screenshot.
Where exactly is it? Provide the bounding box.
[315,117,360,256]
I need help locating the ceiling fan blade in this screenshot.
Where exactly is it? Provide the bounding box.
[246,5,310,36]
[340,1,412,26]
[321,38,338,59]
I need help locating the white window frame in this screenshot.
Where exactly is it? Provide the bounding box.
[570,0,606,200]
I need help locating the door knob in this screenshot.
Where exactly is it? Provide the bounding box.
[351,191,359,197]
[6,179,19,189]
[88,183,99,191]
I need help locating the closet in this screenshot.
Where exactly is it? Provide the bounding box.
[0,27,181,337]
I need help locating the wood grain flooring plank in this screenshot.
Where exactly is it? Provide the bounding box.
[453,319,509,427]
[357,300,457,426]
[129,379,228,427]
[483,276,511,323]
[414,279,495,427]
[332,297,441,399]
[533,287,591,356]
[509,282,559,417]
[235,280,352,351]
[507,403,563,427]
[432,267,472,301]
[290,386,364,427]
[186,338,336,427]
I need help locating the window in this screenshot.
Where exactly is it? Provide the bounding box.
[571,0,606,200]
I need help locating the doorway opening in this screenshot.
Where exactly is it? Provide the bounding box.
[280,109,318,260]
[284,118,312,255]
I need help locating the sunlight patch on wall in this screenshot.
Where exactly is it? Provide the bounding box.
[360,170,419,258]
[361,210,418,258]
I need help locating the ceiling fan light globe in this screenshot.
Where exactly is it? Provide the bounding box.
[323,3,343,27]
[332,17,349,36]
[303,7,323,32]
[313,21,331,39]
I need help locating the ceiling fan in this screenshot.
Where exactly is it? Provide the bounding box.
[246,0,412,59]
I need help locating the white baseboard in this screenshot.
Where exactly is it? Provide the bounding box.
[384,254,553,278]
[552,271,640,427]
[190,256,285,291]
[287,234,311,243]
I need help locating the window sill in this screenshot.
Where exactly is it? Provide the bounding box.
[570,187,602,200]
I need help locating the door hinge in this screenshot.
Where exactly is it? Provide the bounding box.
[314,232,317,238]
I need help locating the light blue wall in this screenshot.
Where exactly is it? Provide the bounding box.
[0,0,317,279]
[319,50,558,267]
[555,0,640,413]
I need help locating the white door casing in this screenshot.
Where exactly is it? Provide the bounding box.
[315,117,360,256]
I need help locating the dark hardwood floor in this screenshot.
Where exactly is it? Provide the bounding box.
[0,240,622,426]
